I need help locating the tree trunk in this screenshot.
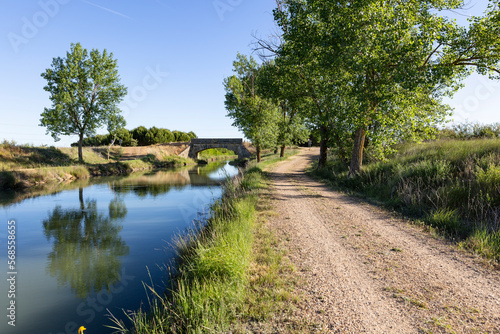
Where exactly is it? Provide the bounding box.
[107,136,116,161]
[280,144,285,158]
[78,133,84,163]
[79,187,84,210]
[256,145,262,163]
[349,126,367,178]
[317,126,328,169]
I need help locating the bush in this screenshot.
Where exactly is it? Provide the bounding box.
[0,172,17,189]
[114,128,136,146]
[439,122,500,140]
[131,126,149,146]
[177,132,192,142]
[78,127,198,147]
[144,127,174,145]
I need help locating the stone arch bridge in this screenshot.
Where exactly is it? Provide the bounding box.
[179,139,252,159]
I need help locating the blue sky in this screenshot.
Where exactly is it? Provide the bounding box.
[0,0,498,147]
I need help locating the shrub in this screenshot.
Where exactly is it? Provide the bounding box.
[476,164,500,197]
[131,126,149,146]
[77,127,198,147]
[0,172,17,189]
[439,122,500,140]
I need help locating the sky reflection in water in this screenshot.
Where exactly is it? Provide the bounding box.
[0,162,238,334]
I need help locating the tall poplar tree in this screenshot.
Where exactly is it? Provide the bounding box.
[224,53,280,162]
[257,61,310,157]
[274,0,500,175]
[40,43,127,163]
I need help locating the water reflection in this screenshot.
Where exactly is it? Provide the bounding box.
[109,162,231,197]
[42,188,129,298]
[0,161,239,334]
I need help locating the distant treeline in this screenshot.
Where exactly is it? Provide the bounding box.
[71,126,197,147]
[438,122,500,140]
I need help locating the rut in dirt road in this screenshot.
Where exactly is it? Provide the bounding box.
[266,148,500,333]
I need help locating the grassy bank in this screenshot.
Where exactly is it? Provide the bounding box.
[110,152,299,333]
[312,138,500,262]
[0,141,195,190]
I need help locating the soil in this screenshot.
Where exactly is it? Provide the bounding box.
[264,148,500,333]
[119,142,190,160]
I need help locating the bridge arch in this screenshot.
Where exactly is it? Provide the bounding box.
[187,139,251,160]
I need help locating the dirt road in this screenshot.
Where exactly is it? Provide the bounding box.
[266,148,500,333]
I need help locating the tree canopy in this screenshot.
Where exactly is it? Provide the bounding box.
[71,127,197,147]
[224,53,281,162]
[40,42,127,162]
[244,0,500,174]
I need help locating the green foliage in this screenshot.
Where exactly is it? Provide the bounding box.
[198,148,236,158]
[224,53,281,160]
[173,130,192,142]
[257,61,310,150]
[110,168,263,333]
[0,172,16,189]
[73,127,197,147]
[459,229,500,261]
[239,167,263,191]
[115,128,137,147]
[476,164,500,206]
[144,127,174,145]
[427,209,461,234]
[439,122,500,140]
[311,138,500,261]
[40,42,127,162]
[131,126,149,146]
[266,0,500,173]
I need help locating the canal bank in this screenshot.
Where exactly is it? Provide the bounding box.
[0,142,241,191]
[111,150,300,333]
[0,162,239,334]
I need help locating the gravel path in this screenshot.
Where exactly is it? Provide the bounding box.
[265,148,500,333]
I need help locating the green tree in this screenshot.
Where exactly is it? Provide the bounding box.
[258,4,356,167]
[106,114,126,160]
[224,53,280,162]
[174,131,192,142]
[158,128,175,143]
[115,128,137,147]
[43,190,129,298]
[132,126,149,146]
[273,0,500,175]
[257,61,310,157]
[40,43,127,163]
[144,127,174,145]
[187,131,197,140]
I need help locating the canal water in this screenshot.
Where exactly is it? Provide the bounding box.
[0,162,238,334]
